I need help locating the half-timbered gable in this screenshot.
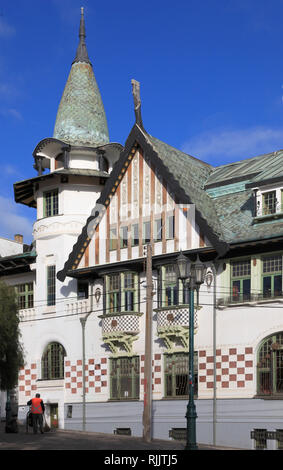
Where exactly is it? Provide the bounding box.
[58,125,228,280]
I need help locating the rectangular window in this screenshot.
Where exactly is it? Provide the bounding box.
[44,189,58,217]
[110,356,140,400]
[166,214,175,240]
[131,223,139,247]
[15,283,34,309]
[231,259,251,302]
[164,265,178,306]
[124,273,135,311]
[120,226,128,249]
[143,221,151,244]
[106,272,138,313]
[262,191,276,215]
[108,273,120,313]
[262,255,282,298]
[154,218,162,242]
[77,280,88,299]
[164,353,198,398]
[47,265,56,306]
[110,227,118,251]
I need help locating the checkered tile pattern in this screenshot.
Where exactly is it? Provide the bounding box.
[19,364,38,397]
[64,358,108,394]
[102,315,139,334]
[198,347,253,389]
[141,354,162,391]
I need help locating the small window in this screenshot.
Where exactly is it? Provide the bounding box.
[231,259,251,302]
[110,227,118,251]
[262,255,282,298]
[131,223,139,247]
[15,282,34,309]
[47,265,56,306]
[44,189,58,217]
[166,215,175,240]
[262,191,277,215]
[120,226,128,249]
[154,219,162,242]
[164,265,178,306]
[108,274,120,313]
[143,221,151,244]
[77,280,88,299]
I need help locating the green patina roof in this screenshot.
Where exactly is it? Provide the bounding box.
[53,9,109,147]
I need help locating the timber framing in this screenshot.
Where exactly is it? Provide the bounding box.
[57,124,229,282]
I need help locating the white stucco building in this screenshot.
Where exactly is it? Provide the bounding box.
[2,10,283,450]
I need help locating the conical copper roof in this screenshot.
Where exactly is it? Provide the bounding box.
[53,8,109,147]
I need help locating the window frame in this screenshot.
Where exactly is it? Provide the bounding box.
[15,282,34,309]
[110,356,140,401]
[230,259,251,302]
[262,254,282,298]
[43,188,59,218]
[164,352,198,399]
[257,332,283,397]
[47,265,56,306]
[105,272,139,314]
[41,342,66,380]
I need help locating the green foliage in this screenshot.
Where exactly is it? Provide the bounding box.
[0,281,24,390]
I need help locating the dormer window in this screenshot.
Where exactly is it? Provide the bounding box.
[262,191,277,215]
[254,187,283,222]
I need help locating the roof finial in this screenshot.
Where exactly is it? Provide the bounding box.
[131,79,143,128]
[73,6,91,65]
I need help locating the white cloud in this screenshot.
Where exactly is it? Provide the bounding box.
[0,196,33,243]
[0,107,23,120]
[0,18,15,37]
[182,127,283,165]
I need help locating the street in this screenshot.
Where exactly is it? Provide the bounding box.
[0,422,242,455]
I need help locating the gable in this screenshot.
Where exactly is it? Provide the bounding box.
[57,125,228,281]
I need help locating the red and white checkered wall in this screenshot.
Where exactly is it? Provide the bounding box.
[18,348,254,398]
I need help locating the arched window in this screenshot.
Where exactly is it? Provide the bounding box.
[257,332,283,396]
[41,342,66,380]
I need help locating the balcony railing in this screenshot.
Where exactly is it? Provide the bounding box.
[217,291,283,307]
[65,298,90,315]
[19,307,36,320]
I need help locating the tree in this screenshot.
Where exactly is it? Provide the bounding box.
[0,281,24,390]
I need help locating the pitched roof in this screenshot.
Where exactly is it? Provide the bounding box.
[57,124,229,281]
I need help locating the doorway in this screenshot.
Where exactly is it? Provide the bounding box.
[50,404,58,428]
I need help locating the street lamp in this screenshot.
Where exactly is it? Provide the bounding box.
[175,251,206,450]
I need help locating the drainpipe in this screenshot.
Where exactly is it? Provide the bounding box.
[80,280,94,432]
[211,262,219,447]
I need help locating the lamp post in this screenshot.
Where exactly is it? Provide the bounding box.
[175,252,206,451]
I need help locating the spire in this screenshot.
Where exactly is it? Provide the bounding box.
[73,7,91,65]
[53,8,109,147]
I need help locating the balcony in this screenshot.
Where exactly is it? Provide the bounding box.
[19,307,36,321]
[217,291,283,309]
[64,298,90,315]
[98,312,143,354]
[154,304,199,352]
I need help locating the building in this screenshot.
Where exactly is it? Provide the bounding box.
[1,9,283,449]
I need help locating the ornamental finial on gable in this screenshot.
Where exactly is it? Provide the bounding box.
[131,79,143,128]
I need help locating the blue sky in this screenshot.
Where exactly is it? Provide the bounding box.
[2,0,283,243]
